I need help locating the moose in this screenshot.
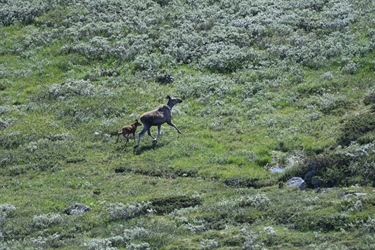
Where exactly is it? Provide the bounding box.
[114,119,142,144]
[135,95,183,148]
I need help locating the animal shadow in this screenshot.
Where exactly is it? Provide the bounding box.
[133,141,162,155]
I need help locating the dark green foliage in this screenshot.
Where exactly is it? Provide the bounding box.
[338,113,375,146]
[149,196,202,215]
[224,176,275,189]
[152,0,171,7]
[156,73,173,84]
[0,82,6,91]
[271,206,348,232]
[282,150,375,187]
[281,156,329,180]
[364,92,375,105]
[114,165,198,179]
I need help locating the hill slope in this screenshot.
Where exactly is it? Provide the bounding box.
[1,0,375,249]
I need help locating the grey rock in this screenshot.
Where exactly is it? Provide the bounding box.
[286,177,306,190]
[66,204,91,215]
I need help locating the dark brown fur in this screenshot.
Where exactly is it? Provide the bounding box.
[135,95,182,147]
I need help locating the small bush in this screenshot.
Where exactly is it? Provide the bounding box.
[239,194,271,210]
[32,213,64,228]
[156,73,173,84]
[364,92,375,105]
[0,203,16,217]
[29,233,63,249]
[149,196,202,215]
[362,217,375,233]
[0,1,51,26]
[199,44,252,73]
[84,227,150,250]
[126,242,151,250]
[338,113,375,146]
[108,202,150,221]
[241,228,262,250]
[224,176,274,189]
[200,239,219,249]
[321,72,334,80]
[48,79,98,100]
[286,142,375,187]
[0,203,16,227]
[123,227,150,241]
[84,238,114,250]
[341,61,360,74]
[183,219,207,234]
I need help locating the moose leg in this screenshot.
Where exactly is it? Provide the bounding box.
[153,125,162,144]
[135,126,148,148]
[147,128,155,140]
[116,132,122,143]
[167,121,181,134]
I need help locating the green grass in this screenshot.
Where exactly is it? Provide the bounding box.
[1,0,375,249]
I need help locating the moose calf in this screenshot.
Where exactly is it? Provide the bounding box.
[114,119,142,144]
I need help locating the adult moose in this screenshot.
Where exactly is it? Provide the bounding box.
[135,95,183,148]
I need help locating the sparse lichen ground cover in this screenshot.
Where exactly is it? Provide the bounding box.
[1,0,375,249]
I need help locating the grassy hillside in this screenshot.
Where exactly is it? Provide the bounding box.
[1,0,375,249]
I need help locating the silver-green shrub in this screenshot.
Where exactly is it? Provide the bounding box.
[3,0,370,77]
[0,203,16,227]
[200,239,219,249]
[84,227,150,250]
[239,194,270,210]
[183,219,207,233]
[126,242,151,250]
[0,0,51,26]
[241,227,262,250]
[363,217,375,233]
[48,79,97,99]
[123,227,150,241]
[84,238,117,250]
[29,233,62,249]
[32,213,64,228]
[108,202,150,221]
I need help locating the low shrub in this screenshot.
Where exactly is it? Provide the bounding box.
[338,113,375,146]
[0,203,16,227]
[364,92,375,105]
[200,239,219,249]
[283,142,375,187]
[239,194,271,210]
[149,196,202,215]
[84,227,150,250]
[0,1,51,26]
[126,242,151,250]
[362,217,375,233]
[48,81,89,99]
[241,228,262,250]
[156,72,173,84]
[32,213,64,228]
[224,176,273,189]
[108,202,150,221]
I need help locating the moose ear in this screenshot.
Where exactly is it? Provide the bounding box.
[166,95,171,99]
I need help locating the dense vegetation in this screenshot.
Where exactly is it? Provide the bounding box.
[1,0,375,249]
